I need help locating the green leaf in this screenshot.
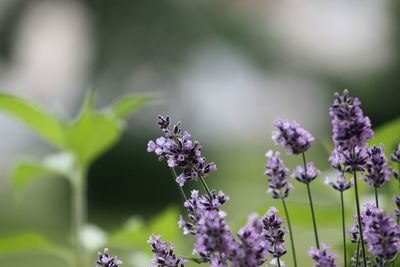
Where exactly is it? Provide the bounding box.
[12,153,73,191]
[66,111,121,165]
[370,117,400,154]
[184,257,207,264]
[0,94,66,148]
[0,233,72,263]
[109,94,153,119]
[109,217,148,249]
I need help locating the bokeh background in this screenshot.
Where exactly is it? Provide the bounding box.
[0,0,399,266]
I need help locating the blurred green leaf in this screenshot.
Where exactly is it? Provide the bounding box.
[66,111,121,165]
[109,94,153,119]
[0,94,66,148]
[109,217,148,249]
[148,206,180,246]
[12,153,73,190]
[0,233,72,263]
[370,117,400,155]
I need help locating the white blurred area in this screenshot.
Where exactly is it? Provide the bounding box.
[0,0,394,150]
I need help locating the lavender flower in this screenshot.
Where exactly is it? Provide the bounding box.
[264,150,293,198]
[325,171,353,192]
[308,243,339,267]
[363,145,391,188]
[329,89,374,152]
[393,195,400,218]
[363,212,400,260]
[391,144,400,163]
[292,162,320,184]
[148,234,186,267]
[349,203,381,243]
[96,248,123,267]
[262,207,287,258]
[178,190,234,264]
[193,210,235,264]
[229,213,269,267]
[272,119,314,154]
[147,115,217,186]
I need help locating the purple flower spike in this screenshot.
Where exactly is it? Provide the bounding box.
[325,171,353,192]
[391,144,400,163]
[329,89,374,152]
[148,234,186,267]
[96,248,123,267]
[393,195,400,218]
[363,212,400,260]
[264,150,293,199]
[363,144,392,188]
[147,115,217,187]
[308,243,339,267]
[292,162,320,184]
[230,213,269,267]
[262,207,287,258]
[272,119,314,155]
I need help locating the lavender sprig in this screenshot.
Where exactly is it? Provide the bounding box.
[309,243,339,267]
[262,207,287,264]
[264,150,297,267]
[148,234,186,267]
[95,248,123,267]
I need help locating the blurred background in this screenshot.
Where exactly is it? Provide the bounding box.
[0,0,399,266]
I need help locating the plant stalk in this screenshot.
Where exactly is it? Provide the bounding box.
[353,170,367,267]
[374,186,379,208]
[281,195,297,267]
[302,152,320,249]
[199,175,213,198]
[71,164,87,267]
[170,167,188,201]
[340,191,347,267]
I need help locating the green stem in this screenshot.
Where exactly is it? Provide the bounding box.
[281,196,297,267]
[356,239,360,267]
[277,257,281,267]
[340,191,347,267]
[353,170,367,267]
[170,168,188,201]
[374,186,379,208]
[71,164,87,267]
[302,152,320,249]
[199,175,213,198]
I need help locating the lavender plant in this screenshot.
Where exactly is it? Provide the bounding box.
[84,89,400,267]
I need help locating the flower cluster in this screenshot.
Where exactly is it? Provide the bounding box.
[363,145,391,188]
[95,248,123,267]
[148,234,186,267]
[393,195,400,219]
[349,204,400,261]
[230,214,269,267]
[391,144,400,163]
[262,207,287,258]
[329,89,374,152]
[325,171,353,192]
[363,211,400,260]
[291,162,320,184]
[179,190,234,265]
[272,119,314,154]
[264,150,293,198]
[308,243,338,267]
[147,115,216,186]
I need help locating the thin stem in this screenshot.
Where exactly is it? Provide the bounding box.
[340,191,347,267]
[170,168,188,201]
[281,196,298,267]
[353,170,367,267]
[374,186,379,208]
[302,152,320,249]
[277,257,281,267]
[356,239,360,267]
[71,164,87,267]
[199,175,213,198]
